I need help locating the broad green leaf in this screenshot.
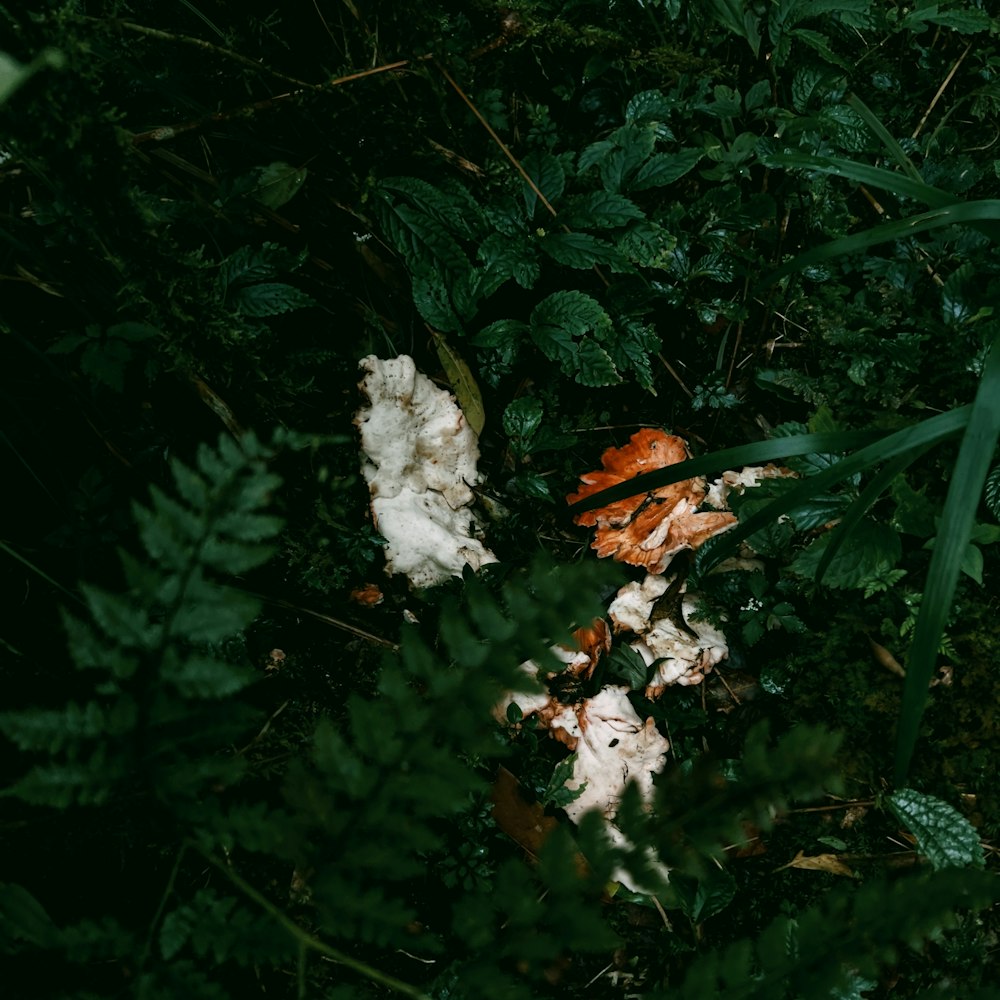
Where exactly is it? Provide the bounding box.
[888,789,983,869]
[561,191,645,229]
[896,334,1000,785]
[791,519,901,589]
[250,161,307,209]
[431,330,485,436]
[630,149,703,191]
[473,318,529,348]
[411,270,461,332]
[540,231,626,270]
[502,397,543,452]
[531,290,611,339]
[815,450,926,585]
[625,89,674,124]
[521,150,565,219]
[0,884,62,949]
[0,47,63,105]
[575,338,620,386]
[232,282,316,317]
[672,868,737,923]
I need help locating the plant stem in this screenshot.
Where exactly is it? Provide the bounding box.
[200,849,432,1000]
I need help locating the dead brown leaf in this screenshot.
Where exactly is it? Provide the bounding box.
[777,850,855,877]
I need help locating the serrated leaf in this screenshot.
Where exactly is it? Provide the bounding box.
[631,148,703,191]
[411,269,462,332]
[250,161,307,209]
[575,338,620,386]
[983,465,1000,519]
[521,150,565,219]
[503,397,543,452]
[540,231,626,270]
[431,330,485,436]
[626,89,674,124]
[672,868,737,922]
[888,788,984,870]
[561,191,645,230]
[531,290,611,338]
[791,519,901,588]
[231,282,316,317]
[478,232,540,291]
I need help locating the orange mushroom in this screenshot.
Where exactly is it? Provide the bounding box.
[567,428,736,574]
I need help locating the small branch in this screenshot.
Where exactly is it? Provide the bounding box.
[436,61,558,221]
[912,42,972,140]
[200,849,432,1000]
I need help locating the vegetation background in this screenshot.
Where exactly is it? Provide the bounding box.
[1,1,999,997]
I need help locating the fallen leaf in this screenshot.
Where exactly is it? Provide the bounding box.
[777,850,855,877]
[567,428,735,574]
[430,327,486,436]
[490,766,589,876]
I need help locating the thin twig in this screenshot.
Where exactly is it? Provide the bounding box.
[912,42,972,140]
[657,352,694,398]
[92,17,322,91]
[200,849,432,999]
[436,61,558,220]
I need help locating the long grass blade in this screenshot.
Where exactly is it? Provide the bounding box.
[814,449,929,586]
[894,336,1000,785]
[765,200,1000,285]
[566,430,880,515]
[691,407,971,579]
[846,93,923,181]
[763,152,954,208]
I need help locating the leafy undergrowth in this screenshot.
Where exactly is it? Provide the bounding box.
[1,1,1000,998]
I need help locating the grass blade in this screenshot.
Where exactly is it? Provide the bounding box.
[814,449,929,586]
[765,200,1000,286]
[894,336,1000,785]
[567,430,880,515]
[846,93,923,181]
[763,152,954,208]
[691,408,971,579]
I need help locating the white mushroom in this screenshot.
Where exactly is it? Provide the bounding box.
[355,355,497,587]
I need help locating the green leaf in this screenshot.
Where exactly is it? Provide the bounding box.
[765,201,1000,288]
[521,150,565,219]
[630,149,703,191]
[575,339,620,387]
[539,231,627,270]
[625,89,674,124]
[888,789,984,869]
[249,161,307,209]
[896,334,1000,785]
[983,465,1000,519]
[431,331,485,436]
[478,232,540,291]
[0,47,63,105]
[561,191,645,229]
[791,519,901,589]
[231,282,316,317]
[0,883,62,950]
[502,397,543,454]
[672,868,737,923]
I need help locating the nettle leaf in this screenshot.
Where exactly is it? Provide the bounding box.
[576,338,620,386]
[791,518,901,588]
[219,243,303,290]
[625,89,675,125]
[503,397,543,454]
[521,150,566,219]
[250,161,307,209]
[380,175,480,239]
[411,269,462,332]
[540,231,629,271]
[560,191,645,230]
[478,232,540,291]
[231,282,317,317]
[630,148,703,191]
[582,124,657,193]
[473,318,529,349]
[888,789,984,870]
[984,464,1000,520]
